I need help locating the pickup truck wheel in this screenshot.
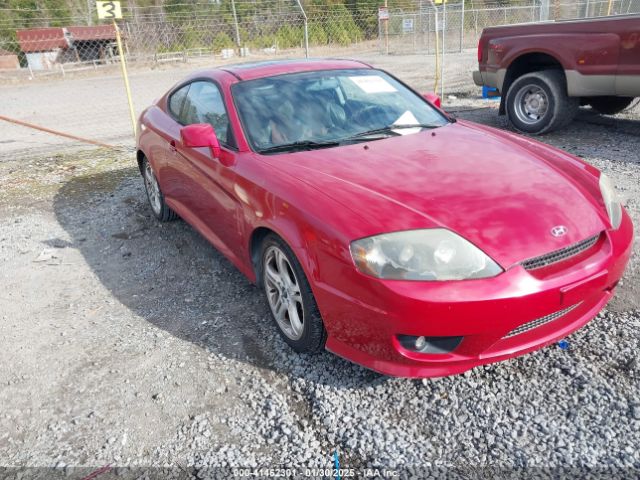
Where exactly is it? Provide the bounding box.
[506,70,579,134]
[588,97,634,115]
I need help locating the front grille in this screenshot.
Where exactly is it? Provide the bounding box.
[521,234,600,270]
[504,303,580,339]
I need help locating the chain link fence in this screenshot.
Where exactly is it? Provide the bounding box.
[382,0,640,56]
[0,0,382,79]
[1,0,639,80]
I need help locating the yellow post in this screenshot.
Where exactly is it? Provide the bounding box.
[606,0,614,15]
[113,20,136,138]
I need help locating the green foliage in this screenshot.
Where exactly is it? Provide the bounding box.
[275,25,304,49]
[247,33,276,49]
[180,25,202,50]
[312,3,363,46]
[212,31,235,52]
[308,24,328,45]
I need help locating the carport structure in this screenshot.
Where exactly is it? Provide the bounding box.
[16,25,118,71]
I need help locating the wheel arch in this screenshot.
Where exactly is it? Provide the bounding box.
[249,226,275,287]
[500,51,565,115]
[247,212,324,292]
[136,149,146,174]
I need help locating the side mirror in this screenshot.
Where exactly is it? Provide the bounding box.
[422,92,442,109]
[180,123,221,158]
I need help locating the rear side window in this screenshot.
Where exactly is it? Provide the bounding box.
[182,81,233,148]
[168,85,189,119]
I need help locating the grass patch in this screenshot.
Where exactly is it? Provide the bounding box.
[0,148,135,208]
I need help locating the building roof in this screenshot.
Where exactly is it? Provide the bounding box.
[16,27,69,53]
[66,25,117,41]
[16,25,117,53]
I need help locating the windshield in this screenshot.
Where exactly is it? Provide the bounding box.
[232,69,449,154]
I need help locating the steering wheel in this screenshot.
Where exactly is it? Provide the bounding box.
[326,103,347,128]
[353,104,388,125]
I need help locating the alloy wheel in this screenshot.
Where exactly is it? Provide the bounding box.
[143,161,162,215]
[263,245,305,341]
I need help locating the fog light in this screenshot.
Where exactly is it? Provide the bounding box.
[397,335,463,354]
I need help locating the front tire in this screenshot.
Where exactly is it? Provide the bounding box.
[260,234,327,353]
[588,96,634,115]
[142,157,178,222]
[506,70,579,134]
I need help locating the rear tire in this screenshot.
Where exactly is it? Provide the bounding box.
[505,70,579,134]
[260,234,327,354]
[142,157,178,222]
[588,96,634,115]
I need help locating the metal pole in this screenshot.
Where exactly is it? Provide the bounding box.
[231,0,242,55]
[441,1,445,99]
[114,20,137,138]
[87,0,93,25]
[433,7,439,93]
[459,0,465,52]
[606,0,614,15]
[540,0,550,21]
[385,0,389,55]
[295,0,309,58]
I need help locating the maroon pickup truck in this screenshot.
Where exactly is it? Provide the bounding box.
[473,14,640,134]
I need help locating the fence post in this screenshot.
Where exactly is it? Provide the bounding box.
[295,0,309,58]
[441,0,446,98]
[540,0,550,20]
[230,0,242,55]
[474,8,478,38]
[459,0,465,52]
[433,6,440,93]
[385,0,390,54]
[86,0,93,26]
[113,20,137,138]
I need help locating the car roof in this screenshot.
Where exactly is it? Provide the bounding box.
[218,58,372,81]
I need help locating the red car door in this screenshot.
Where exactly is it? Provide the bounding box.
[164,80,245,264]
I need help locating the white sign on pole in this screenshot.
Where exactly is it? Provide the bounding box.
[402,18,414,33]
[378,7,389,20]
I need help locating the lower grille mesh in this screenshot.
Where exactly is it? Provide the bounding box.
[504,303,581,339]
[521,234,600,270]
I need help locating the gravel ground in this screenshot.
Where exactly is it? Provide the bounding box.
[0,94,639,478]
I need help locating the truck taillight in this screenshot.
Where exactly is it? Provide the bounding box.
[477,40,483,62]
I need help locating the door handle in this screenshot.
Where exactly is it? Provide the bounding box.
[169,140,177,153]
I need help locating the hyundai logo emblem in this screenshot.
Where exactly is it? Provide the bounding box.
[551,225,568,237]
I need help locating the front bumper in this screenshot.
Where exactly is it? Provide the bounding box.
[315,212,634,378]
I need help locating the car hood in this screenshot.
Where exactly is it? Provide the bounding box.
[262,121,607,268]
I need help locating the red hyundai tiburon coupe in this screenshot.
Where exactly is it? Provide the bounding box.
[136,59,633,377]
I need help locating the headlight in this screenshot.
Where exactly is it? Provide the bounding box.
[599,173,622,229]
[349,229,503,281]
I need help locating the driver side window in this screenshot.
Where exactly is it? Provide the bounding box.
[172,81,235,149]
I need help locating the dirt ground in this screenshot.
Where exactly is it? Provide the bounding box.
[0,62,639,478]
